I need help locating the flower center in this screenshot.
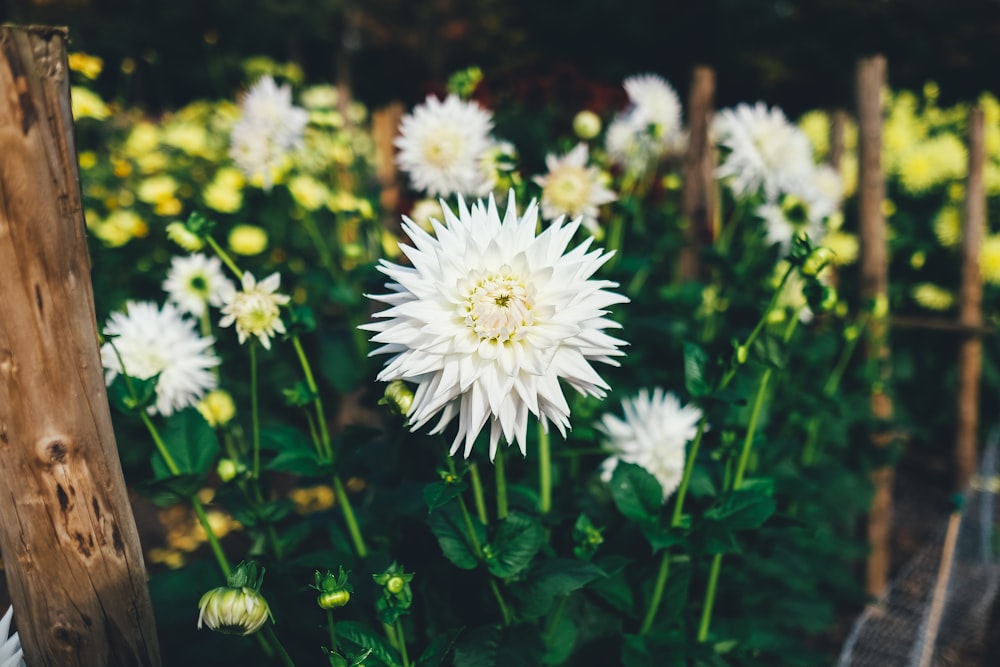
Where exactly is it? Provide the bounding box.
[545,166,591,215]
[188,274,209,297]
[234,293,281,334]
[422,128,463,168]
[464,271,535,343]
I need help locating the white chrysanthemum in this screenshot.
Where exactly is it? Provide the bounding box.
[623,74,682,138]
[101,302,219,417]
[219,272,290,350]
[0,607,24,667]
[163,254,235,318]
[714,102,815,200]
[598,388,702,502]
[229,76,309,190]
[362,192,629,460]
[606,74,683,174]
[533,143,616,234]
[395,94,495,197]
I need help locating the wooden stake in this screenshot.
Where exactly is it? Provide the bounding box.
[373,102,404,225]
[955,107,986,489]
[679,65,716,281]
[0,26,160,665]
[857,54,894,599]
[916,511,962,667]
[829,109,848,170]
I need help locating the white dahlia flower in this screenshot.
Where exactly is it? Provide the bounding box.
[598,388,702,502]
[363,192,629,460]
[219,272,290,350]
[623,74,683,138]
[229,75,309,190]
[533,143,616,234]
[0,607,24,667]
[163,254,235,318]
[395,94,495,198]
[714,102,815,201]
[101,302,219,417]
[606,74,683,173]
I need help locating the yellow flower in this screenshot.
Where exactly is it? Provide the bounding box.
[78,151,98,170]
[204,168,245,214]
[163,122,209,156]
[125,122,160,157]
[228,224,268,256]
[137,175,179,205]
[146,547,185,569]
[197,389,236,427]
[948,182,965,202]
[288,175,329,211]
[980,235,1000,285]
[68,53,104,79]
[911,283,954,311]
[839,152,858,198]
[881,199,896,218]
[933,206,963,248]
[985,162,1000,197]
[910,251,926,269]
[94,209,147,247]
[897,134,967,193]
[821,231,859,266]
[70,87,110,120]
[136,151,169,174]
[798,110,829,157]
[289,485,336,514]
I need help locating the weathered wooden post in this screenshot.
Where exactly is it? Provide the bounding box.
[0,25,161,665]
[955,106,986,490]
[373,101,404,225]
[679,65,716,281]
[857,54,894,599]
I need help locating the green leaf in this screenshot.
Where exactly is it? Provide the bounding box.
[452,623,545,667]
[588,556,635,615]
[542,613,576,665]
[683,342,712,397]
[704,488,777,531]
[508,559,605,618]
[135,474,203,506]
[640,523,687,553]
[265,448,327,476]
[486,512,545,578]
[428,505,485,570]
[319,330,365,392]
[415,628,463,666]
[259,425,315,453]
[646,557,691,627]
[423,481,468,512]
[337,621,402,667]
[687,466,717,499]
[151,408,219,478]
[108,373,159,414]
[609,463,663,524]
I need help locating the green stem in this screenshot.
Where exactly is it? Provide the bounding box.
[494,447,508,520]
[697,554,723,642]
[250,342,261,481]
[538,423,551,514]
[292,335,333,460]
[489,579,514,627]
[638,550,671,635]
[383,623,400,652]
[545,595,569,642]
[394,619,411,667]
[670,420,707,527]
[332,475,368,558]
[205,235,244,280]
[302,214,339,277]
[326,610,338,653]
[469,463,489,525]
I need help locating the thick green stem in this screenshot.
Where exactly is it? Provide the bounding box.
[191,499,232,578]
[327,610,338,653]
[469,463,489,525]
[697,554,723,642]
[332,475,368,558]
[205,235,244,280]
[670,420,707,527]
[292,335,333,460]
[250,342,261,481]
[638,550,671,635]
[495,447,509,520]
[394,619,411,667]
[538,423,552,514]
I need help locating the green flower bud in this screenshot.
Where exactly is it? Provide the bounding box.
[216,458,239,483]
[318,589,351,609]
[573,110,602,140]
[166,221,204,252]
[379,380,414,416]
[313,567,353,610]
[197,586,271,635]
[386,576,405,595]
[801,247,835,277]
[736,345,748,365]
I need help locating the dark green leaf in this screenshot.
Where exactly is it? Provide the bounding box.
[108,373,159,414]
[428,504,484,570]
[705,488,777,531]
[486,512,545,578]
[319,330,365,392]
[265,448,327,476]
[415,628,463,667]
[452,623,545,667]
[337,621,402,667]
[683,342,712,397]
[542,613,576,665]
[508,559,606,618]
[135,474,203,506]
[423,481,468,512]
[588,556,635,615]
[259,425,315,453]
[151,408,218,478]
[609,463,663,524]
[640,523,687,553]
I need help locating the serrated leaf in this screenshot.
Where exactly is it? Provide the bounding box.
[452,623,545,667]
[683,342,712,397]
[423,481,468,512]
[428,504,485,570]
[609,463,663,524]
[151,408,219,478]
[337,621,402,667]
[508,558,605,618]
[486,512,545,578]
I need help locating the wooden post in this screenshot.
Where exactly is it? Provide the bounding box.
[373,101,404,224]
[955,107,986,489]
[679,65,716,280]
[857,55,894,599]
[0,26,160,665]
[828,109,848,170]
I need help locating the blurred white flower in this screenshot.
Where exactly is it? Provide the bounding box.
[395,94,495,198]
[598,388,702,502]
[363,192,629,460]
[219,272,290,350]
[163,254,235,318]
[606,74,683,173]
[229,76,309,190]
[533,143,616,234]
[714,102,815,200]
[101,302,219,417]
[623,74,683,138]
[0,607,24,667]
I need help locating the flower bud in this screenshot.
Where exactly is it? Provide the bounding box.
[736,345,748,365]
[801,247,835,277]
[573,110,602,140]
[216,458,240,483]
[166,221,204,252]
[314,567,353,610]
[198,389,236,427]
[197,586,271,635]
[228,224,268,256]
[386,576,405,595]
[379,380,414,416]
[318,589,351,609]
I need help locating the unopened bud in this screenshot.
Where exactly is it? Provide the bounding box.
[217,458,239,483]
[380,380,414,416]
[736,345,748,365]
[573,110,602,140]
[166,221,204,252]
[801,247,835,277]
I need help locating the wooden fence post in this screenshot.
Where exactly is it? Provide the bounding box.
[0,26,161,665]
[955,107,986,489]
[857,54,894,599]
[679,65,716,281]
[373,101,404,225]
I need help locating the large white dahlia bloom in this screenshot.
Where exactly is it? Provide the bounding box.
[363,192,629,460]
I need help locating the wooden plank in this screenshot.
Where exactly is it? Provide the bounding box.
[0,25,160,666]
[955,107,986,489]
[857,54,894,599]
[679,65,715,281]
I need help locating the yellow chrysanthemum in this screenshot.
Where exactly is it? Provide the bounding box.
[94,209,148,247]
[897,134,967,193]
[228,224,268,256]
[137,175,179,205]
[933,207,963,248]
[71,87,110,120]
[911,283,954,311]
[798,110,829,158]
[204,167,245,214]
[136,151,169,175]
[78,151,98,170]
[197,389,236,427]
[163,122,209,156]
[146,547,186,569]
[980,236,1000,285]
[288,175,329,211]
[822,231,859,266]
[68,53,104,80]
[125,122,160,157]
